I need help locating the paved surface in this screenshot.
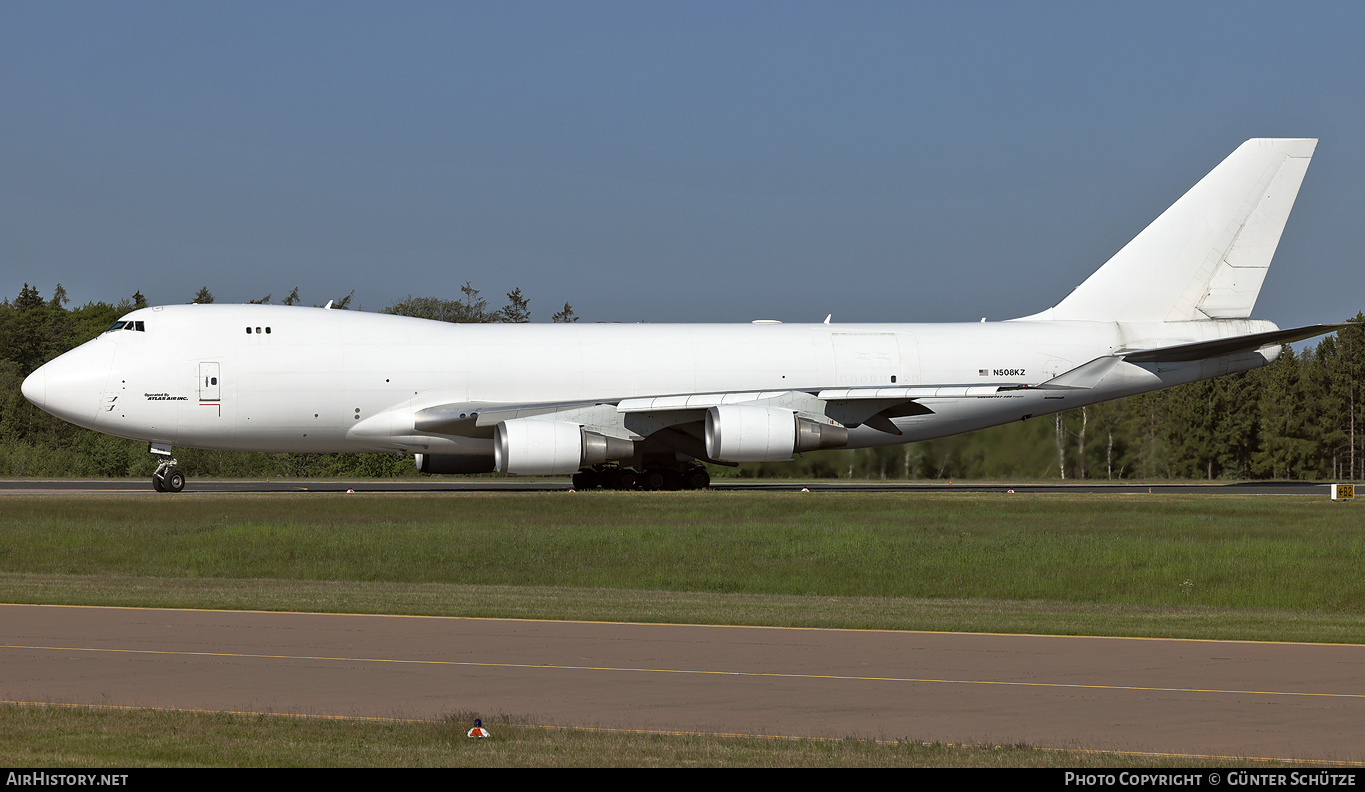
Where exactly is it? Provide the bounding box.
[3,604,1363,762]
[0,478,1338,496]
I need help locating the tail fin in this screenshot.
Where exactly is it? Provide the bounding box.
[1027,138,1317,323]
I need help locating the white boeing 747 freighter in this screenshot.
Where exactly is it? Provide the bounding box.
[22,138,1347,491]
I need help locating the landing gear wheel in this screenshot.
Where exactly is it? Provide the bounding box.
[150,447,182,493]
[641,469,668,491]
[162,469,186,493]
[684,468,710,490]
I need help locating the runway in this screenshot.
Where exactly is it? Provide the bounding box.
[3,604,1363,763]
[0,477,1335,496]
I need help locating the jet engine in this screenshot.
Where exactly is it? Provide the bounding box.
[704,405,848,463]
[494,418,635,475]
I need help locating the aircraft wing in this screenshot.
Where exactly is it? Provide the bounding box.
[409,385,976,446]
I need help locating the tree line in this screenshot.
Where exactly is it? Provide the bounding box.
[0,282,1360,481]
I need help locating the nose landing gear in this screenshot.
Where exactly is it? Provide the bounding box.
[149,442,185,493]
[152,462,185,493]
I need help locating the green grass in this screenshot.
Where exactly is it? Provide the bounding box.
[2,491,1362,606]
[5,574,1364,643]
[0,704,1312,768]
[1,491,1362,641]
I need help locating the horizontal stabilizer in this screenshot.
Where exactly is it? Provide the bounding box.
[1119,323,1352,363]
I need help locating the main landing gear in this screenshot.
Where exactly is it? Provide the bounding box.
[149,442,185,493]
[571,463,710,491]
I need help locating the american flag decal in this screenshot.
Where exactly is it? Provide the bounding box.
[979,369,988,376]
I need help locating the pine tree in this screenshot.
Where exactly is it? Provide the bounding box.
[1342,317,1365,480]
[497,288,531,323]
[1252,348,1315,479]
[15,284,44,310]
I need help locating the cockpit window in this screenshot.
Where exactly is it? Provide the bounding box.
[103,320,146,334]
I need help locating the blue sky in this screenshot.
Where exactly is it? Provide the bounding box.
[3,1,1362,327]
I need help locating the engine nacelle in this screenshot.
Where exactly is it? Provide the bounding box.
[795,416,849,453]
[494,419,635,475]
[705,405,849,463]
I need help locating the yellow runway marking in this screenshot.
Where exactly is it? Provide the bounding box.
[4,642,1362,700]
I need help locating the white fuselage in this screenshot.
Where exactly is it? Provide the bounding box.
[18,139,1321,479]
[23,303,1280,460]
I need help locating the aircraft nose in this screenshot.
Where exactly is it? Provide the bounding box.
[22,341,116,428]
[21,366,45,408]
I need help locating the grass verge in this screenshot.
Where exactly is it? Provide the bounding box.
[4,573,1364,644]
[0,704,1320,768]
[1,491,1361,641]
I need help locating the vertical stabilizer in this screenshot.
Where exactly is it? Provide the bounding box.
[1029,138,1316,323]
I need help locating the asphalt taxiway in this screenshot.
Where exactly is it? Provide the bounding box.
[3,604,1363,762]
